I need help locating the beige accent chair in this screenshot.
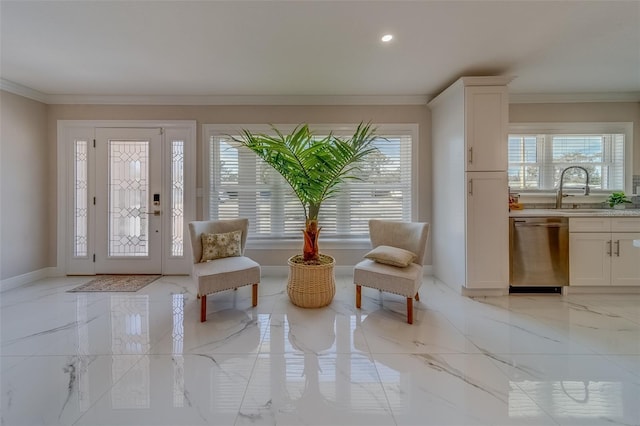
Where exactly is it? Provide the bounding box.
[354,220,430,324]
[188,219,260,322]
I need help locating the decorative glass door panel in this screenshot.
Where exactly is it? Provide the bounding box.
[96,128,162,273]
[108,140,150,257]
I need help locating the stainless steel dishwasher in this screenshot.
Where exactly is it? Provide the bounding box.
[509,217,569,287]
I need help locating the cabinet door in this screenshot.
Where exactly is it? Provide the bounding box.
[569,233,611,286]
[464,86,508,172]
[611,233,640,286]
[466,172,508,289]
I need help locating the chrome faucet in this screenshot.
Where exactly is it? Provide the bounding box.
[556,166,590,208]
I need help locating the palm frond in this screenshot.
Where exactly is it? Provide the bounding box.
[232,122,380,221]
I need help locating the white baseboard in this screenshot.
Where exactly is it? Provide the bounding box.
[261,264,433,278]
[562,286,640,295]
[260,265,356,277]
[0,267,61,292]
[260,266,289,276]
[0,265,434,290]
[461,287,510,297]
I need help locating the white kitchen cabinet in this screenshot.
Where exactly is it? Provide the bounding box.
[611,233,640,286]
[430,76,512,293]
[569,218,640,286]
[464,85,509,172]
[466,172,509,288]
[569,232,611,286]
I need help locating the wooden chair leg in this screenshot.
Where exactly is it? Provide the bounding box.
[356,285,362,308]
[252,283,258,307]
[415,291,420,302]
[407,297,413,324]
[200,294,207,323]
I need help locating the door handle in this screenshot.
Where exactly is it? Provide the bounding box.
[614,240,620,257]
[145,210,161,216]
[468,147,473,164]
[607,240,612,256]
[468,179,473,195]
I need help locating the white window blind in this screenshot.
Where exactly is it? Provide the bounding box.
[205,125,414,239]
[508,132,625,192]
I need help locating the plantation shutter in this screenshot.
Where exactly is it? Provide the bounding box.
[207,128,413,239]
[508,132,625,191]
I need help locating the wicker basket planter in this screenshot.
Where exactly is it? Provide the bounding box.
[287,254,336,308]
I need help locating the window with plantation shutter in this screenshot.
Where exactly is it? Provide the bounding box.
[508,123,632,193]
[203,124,415,240]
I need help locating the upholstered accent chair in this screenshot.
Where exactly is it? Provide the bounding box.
[188,219,260,322]
[353,220,430,324]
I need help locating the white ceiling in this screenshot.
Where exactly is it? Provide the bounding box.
[1,0,639,103]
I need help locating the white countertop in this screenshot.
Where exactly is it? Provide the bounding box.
[509,208,640,217]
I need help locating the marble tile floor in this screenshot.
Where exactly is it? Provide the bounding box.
[1,274,639,426]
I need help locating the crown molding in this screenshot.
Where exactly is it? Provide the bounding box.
[44,93,430,106]
[0,79,49,103]
[0,79,429,105]
[510,92,640,103]
[2,78,638,105]
[460,76,516,87]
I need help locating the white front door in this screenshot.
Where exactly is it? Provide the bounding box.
[60,120,196,276]
[95,128,163,274]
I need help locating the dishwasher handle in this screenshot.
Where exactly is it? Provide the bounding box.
[513,221,567,228]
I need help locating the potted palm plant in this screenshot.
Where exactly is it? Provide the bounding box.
[234,122,379,307]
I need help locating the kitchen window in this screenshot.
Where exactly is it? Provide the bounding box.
[508,123,632,193]
[203,124,416,240]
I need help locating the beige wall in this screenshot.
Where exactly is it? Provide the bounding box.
[47,103,432,267]
[510,102,640,174]
[0,91,49,279]
[3,92,639,279]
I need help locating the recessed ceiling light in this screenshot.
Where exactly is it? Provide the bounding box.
[381,34,393,43]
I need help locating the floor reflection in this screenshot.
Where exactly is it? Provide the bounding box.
[110,295,150,409]
[172,293,184,407]
[2,275,639,425]
[511,380,624,418]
